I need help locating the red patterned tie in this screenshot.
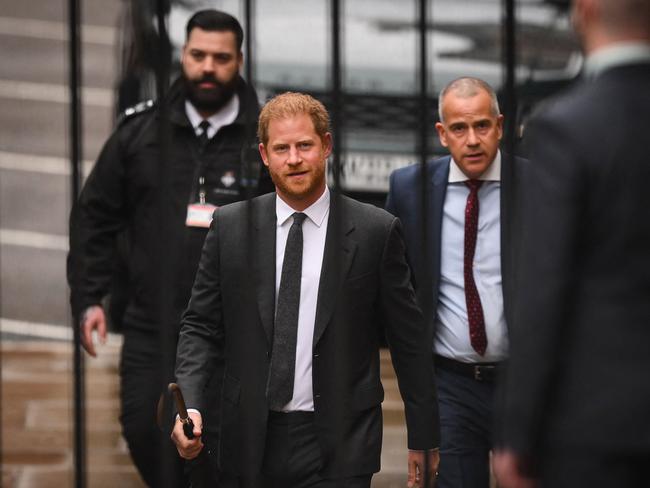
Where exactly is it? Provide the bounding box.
[464,180,487,356]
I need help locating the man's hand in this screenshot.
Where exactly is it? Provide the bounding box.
[492,449,538,488]
[407,449,440,487]
[80,305,107,357]
[171,411,204,460]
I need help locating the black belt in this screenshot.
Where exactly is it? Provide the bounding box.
[434,354,501,382]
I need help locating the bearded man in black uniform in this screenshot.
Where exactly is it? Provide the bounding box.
[67,9,271,487]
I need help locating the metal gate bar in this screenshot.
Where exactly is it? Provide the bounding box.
[68,0,86,485]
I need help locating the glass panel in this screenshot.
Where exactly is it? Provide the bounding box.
[254,0,329,96]
[340,0,419,198]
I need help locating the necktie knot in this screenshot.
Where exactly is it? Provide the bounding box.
[198,120,211,135]
[292,212,307,226]
[465,179,483,193]
[198,120,211,150]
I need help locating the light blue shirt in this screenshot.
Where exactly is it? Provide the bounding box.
[434,152,508,363]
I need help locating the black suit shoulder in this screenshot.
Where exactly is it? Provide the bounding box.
[218,191,274,213]
[530,63,650,130]
[338,194,395,227]
[524,63,650,180]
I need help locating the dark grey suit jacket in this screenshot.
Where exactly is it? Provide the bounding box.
[175,191,438,478]
[500,61,650,457]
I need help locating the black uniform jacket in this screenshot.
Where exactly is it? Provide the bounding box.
[68,76,272,331]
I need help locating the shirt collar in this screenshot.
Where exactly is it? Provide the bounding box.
[584,42,650,79]
[184,95,240,136]
[276,187,330,228]
[448,150,501,183]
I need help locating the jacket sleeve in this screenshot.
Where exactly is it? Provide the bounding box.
[175,211,224,411]
[67,130,127,319]
[379,217,439,450]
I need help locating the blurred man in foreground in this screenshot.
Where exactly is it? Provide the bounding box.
[494,0,650,486]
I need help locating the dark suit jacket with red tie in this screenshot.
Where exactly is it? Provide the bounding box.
[175,191,439,479]
[384,154,527,337]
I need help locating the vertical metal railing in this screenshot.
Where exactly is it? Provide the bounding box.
[244,0,255,95]
[416,0,433,315]
[244,0,257,202]
[417,1,433,486]
[328,0,348,472]
[502,0,518,323]
[330,0,342,191]
[153,1,176,485]
[502,0,518,155]
[68,0,86,485]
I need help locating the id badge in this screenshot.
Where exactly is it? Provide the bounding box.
[186,203,217,228]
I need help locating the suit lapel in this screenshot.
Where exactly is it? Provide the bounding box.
[255,195,277,347]
[428,158,450,300]
[500,153,513,262]
[500,154,515,326]
[313,195,356,347]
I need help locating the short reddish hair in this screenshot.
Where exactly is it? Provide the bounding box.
[258,92,330,145]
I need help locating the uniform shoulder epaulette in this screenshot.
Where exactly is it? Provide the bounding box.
[117,99,155,126]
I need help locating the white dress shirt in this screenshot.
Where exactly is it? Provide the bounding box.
[584,42,650,79]
[184,95,239,139]
[434,151,508,363]
[274,188,330,411]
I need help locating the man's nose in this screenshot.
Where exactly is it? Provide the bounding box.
[466,128,479,146]
[287,146,302,164]
[201,56,216,73]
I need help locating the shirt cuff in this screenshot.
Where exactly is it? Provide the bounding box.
[175,409,201,421]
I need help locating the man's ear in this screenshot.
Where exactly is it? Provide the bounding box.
[237,51,244,71]
[435,122,448,148]
[259,143,269,167]
[180,44,187,66]
[496,114,505,140]
[322,133,333,158]
[571,0,596,40]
